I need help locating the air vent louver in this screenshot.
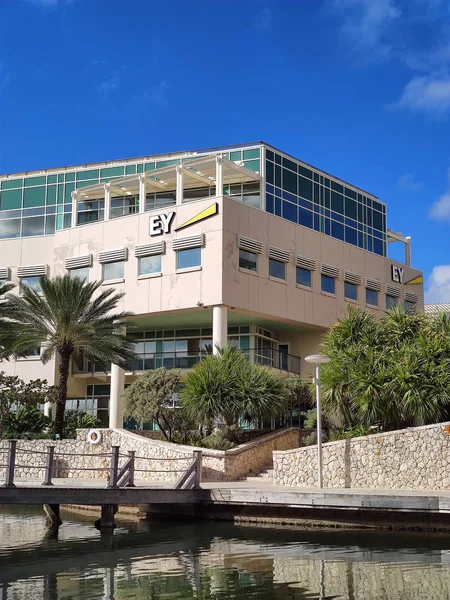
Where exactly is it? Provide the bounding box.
[237,236,263,254]
[268,246,290,263]
[98,248,128,263]
[344,271,362,285]
[135,241,165,258]
[366,278,382,292]
[65,254,93,270]
[321,263,340,278]
[17,264,48,278]
[386,285,401,297]
[172,234,205,251]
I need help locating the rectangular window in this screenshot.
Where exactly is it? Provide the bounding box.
[296,267,311,287]
[69,267,89,283]
[386,294,397,310]
[269,258,286,280]
[103,261,124,281]
[366,288,378,306]
[21,276,42,293]
[404,300,415,312]
[344,282,358,301]
[239,249,257,271]
[177,247,201,270]
[138,255,162,276]
[321,274,335,294]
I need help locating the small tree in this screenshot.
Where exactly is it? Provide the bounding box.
[0,372,54,439]
[0,275,136,438]
[124,368,184,442]
[182,344,287,428]
[4,406,51,439]
[284,376,313,426]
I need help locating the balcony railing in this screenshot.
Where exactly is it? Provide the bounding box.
[73,348,301,376]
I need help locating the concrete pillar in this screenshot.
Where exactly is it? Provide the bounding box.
[41,342,55,419]
[109,363,125,428]
[215,155,223,197]
[71,192,77,228]
[139,174,146,213]
[212,305,227,355]
[176,165,183,205]
[104,184,111,221]
[405,236,411,266]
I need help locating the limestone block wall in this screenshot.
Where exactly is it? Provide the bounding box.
[273,421,450,490]
[0,427,300,483]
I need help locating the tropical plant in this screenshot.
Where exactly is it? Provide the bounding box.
[319,305,450,431]
[62,410,100,439]
[0,275,136,438]
[0,372,53,439]
[3,405,51,439]
[124,368,191,442]
[284,376,313,426]
[182,344,287,427]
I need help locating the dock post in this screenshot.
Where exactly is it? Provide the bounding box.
[127,450,135,487]
[193,450,202,488]
[108,446,120,488]
[42,445,55,486]
[95,504,118,530]
[3,440,17,488]
[43,503,62,529]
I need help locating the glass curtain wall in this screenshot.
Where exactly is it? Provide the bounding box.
[265,148,387,257]
[0,147,261,239]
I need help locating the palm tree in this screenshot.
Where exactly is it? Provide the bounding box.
[182,344,287,427]
[0,275,136,437]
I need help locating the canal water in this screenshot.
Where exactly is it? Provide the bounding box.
[2,507,450,599]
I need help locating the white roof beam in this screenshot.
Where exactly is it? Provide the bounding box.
[224,159,260,180]
[144,172,168,191]
[181,164,215,186]
[110,185,132,197]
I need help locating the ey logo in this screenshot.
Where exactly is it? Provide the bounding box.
[391,265,404,284]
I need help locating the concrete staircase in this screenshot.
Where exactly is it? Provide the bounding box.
[241,463,274,483]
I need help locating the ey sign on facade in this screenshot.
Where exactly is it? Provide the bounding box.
[392,265,404,283]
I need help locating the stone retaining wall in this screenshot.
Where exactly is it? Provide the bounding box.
[0,427,300,483]
[273,421,450,490]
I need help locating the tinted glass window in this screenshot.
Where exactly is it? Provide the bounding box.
[269,258,286,280]
[296,267,311,287]
[239,249,257,271]
[103,261,124,281]
[69,267,89,282]
[366,289,378,306]
[21,276,41,293]
[299,177,312,200]
[386,295,397,309]
[138,255,162,276]
[177,248,201,270]
[344,282,358,301]
[321,275,335,294]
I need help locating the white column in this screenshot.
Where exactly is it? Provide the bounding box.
[139,174,146,213]
[176,165,183,205]
[215,155,223,197]
[212,305,227,355]
[109,363,125,429]
[41,342,55,419]
[71,192,78,228]
[104,184,111,221]
[405,236,411,266]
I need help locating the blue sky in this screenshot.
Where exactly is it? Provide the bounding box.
[1,0,450,302]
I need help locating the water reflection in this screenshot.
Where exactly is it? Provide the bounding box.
[1,506,450,599]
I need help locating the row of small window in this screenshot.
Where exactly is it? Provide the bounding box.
[69,248,202,283]
[239,250,416,310]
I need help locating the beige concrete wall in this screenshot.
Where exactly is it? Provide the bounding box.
[273,421,450,490]
[222,198,424,330]
[0,194,424,386]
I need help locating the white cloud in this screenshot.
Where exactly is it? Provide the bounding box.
[98,75,120,95]
[253,5,272,30]
[331,0,401,61]
[397,173,423,191]
[429,168,450,220]
[425,265,450,303]
[392,74,450,115]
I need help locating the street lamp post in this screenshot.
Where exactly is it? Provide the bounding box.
[305,354,331,489]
